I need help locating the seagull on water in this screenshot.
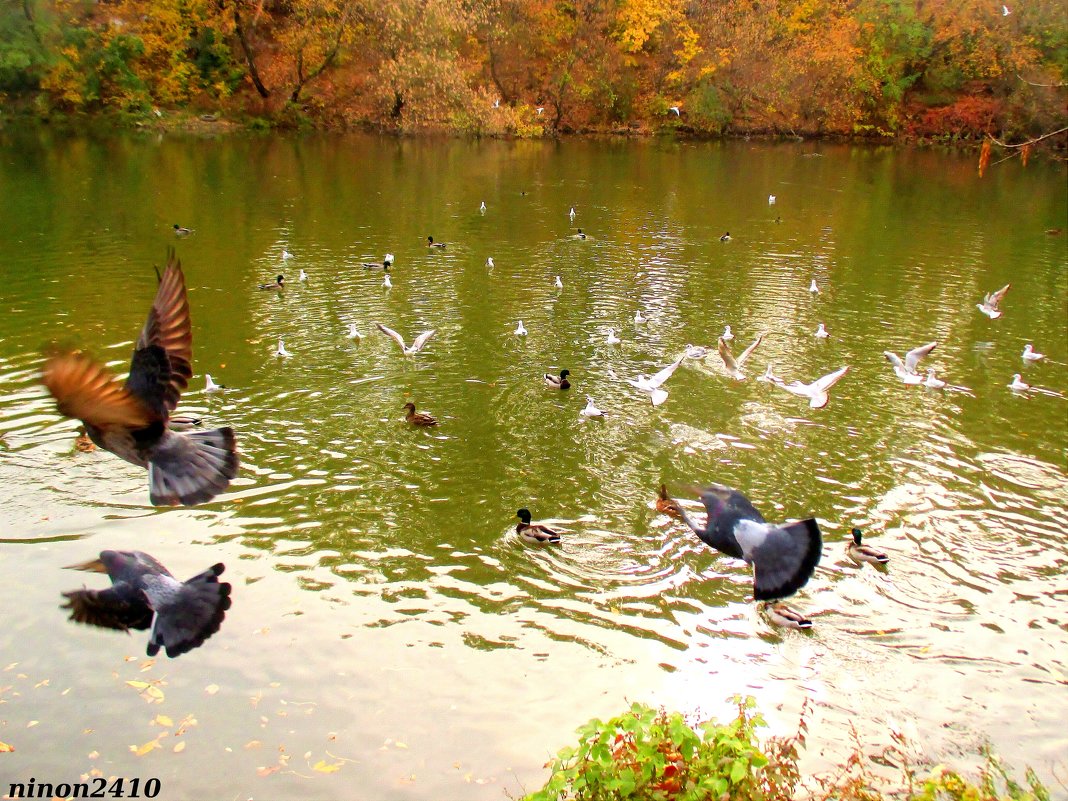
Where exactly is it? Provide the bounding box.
[721,325,734,341]
[569,207,576,222]
[486,257,494,269]
[299,269,307,282]
[554,276,563,289]
[375,323,436,356]
[1009,374,1030,392]
[1022,344,1044,361]
[634,310,648,324]
[814,323,829,339]
[205,374,225,393]
[514,320,527,337]
[923,368,946,389]
[606,328,621,345]
[580,397,605,418]
[383,274,392,289]
[346,324,362,340]
[809,279,820,293]
[282,249,293,261]
[768,195,776,205]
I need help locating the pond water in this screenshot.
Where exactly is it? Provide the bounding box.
[0,130,1065,799]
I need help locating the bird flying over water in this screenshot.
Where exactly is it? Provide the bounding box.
[62,550,231,658]
[375,323,436,355]
[41,252,238,506]
[977,284,1010,319]
[769,365,849,409]
[884,341,937,384]
[621,355,685,406]
[717,333,766,380]
[676,484,822,600]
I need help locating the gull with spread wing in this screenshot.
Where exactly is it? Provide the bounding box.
[977,284,1010,319]
[884,341,937,384]
[617,355,685,406]
[375,323,436,356]
[769,365,849,408]
[717,332,766,380]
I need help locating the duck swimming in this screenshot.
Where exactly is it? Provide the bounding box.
[427,236,447,249]
[259,275,285,290]
[655,484,684,520]
[516,508,562,543]
[763,602,812,630]
[544,369,571,390]
[173,224,193,237]
[403,402,438,427]
[846,528,888,565]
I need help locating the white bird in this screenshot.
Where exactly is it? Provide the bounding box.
[204,374,224,392]
[1003,4,1010,15]
[282,249,293,261]
[770,365,849,409]
[977,283,1010,318]
[375,323,436,356]
[809,279,819,293]
[554,276,563,289]
[299,269,308,282]
[1009,374,1030,392]
[621,356,685,407]
[814,323,829,339]
[514,320,527,337]
[668,106,681,116]
[634,310,648,324]
[884,341,937,384]
[717,333,766,380]
[383,253,395,267]
[569,207,576,222]
[768,194,776,205]
[275,338,291,358]
[923,368,946,389]
[480,201,487,213]
[605,328,621,345]
[580,397,605,418]
[492,98,500,109]
[721,325,734,341]
[1022,344,1045,361]
[486,257,494,269]
[346,324,362,340]
[757,363,782,383]
[685,343,711,359]
[383,274,392,289]
[536,107,545,116]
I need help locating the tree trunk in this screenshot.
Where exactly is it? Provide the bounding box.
[229,3,270,98]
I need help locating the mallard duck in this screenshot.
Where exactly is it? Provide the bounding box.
[977,283,1010,319]
[403,402,438,426]
[606,329,621,345]
[204,374,225,393]
[576,228,587,240]
[514,320,527,337]
[168,415,202,432]
[884,341,937,385]
[1009,374,1030,392]
[655,484,684,520]
[770,365,849,409]
[718,332,766,380]
[720,232,731,242]
[544,369,571,390]
[1022,344,1044,361]
[173,224,193,237]
[259,275,285,290]
[847,528,888,565]
[580,397,604,418]
[362,258,390,270]
[62,550,231,658]
[675,484,822,600]
[275,338,291,357]
[516,508,562,543]
[814,323,829,339]
[923,368,946,389]
[41,250,238,506]
[427,236,446,249]
[375,323,436,356]
[620,356,684,407]
[74,426,96,453]
[763,602,812,630]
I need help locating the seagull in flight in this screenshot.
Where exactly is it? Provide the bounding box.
[717,333,766,380]
[375,323,436,356]
[884,341,937,384]
[668,106,681,116]
[536,107,545,116]
[977,283,1010,319]
[616,355,685,407]
[769,365,849,408]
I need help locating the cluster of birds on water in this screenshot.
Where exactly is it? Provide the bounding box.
[40,199,1057,656]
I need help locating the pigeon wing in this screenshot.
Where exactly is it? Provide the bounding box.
[62,583,154,631]
[145,564,232,658]
[129,251,192,416]
[43,353,155,430]
[750,519,822,600]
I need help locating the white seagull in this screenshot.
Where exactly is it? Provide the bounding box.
[1009,374,1029,392]
[375,323,436,356]
[580,397,605,418]
[536,107,545,116]
[605,328,621,345]
[977,283,1010,318]
[770,366,849,409]
[480,201,487,213]
[721,325,734,341]
[554,276,563,289]
[383,253,395,267]
[717,333,766,380]
[757,363,782,383]
[884,341,937,384]
[685,343,712,359]
[486,257,494,269]
[814,323,829,339]
[768,195,776,205]
[275,338,291,358]
[668,106,681,116]
[620,356,685,407]
[299,269,308,282]
[282,249,294,261]
[634,310,648,324]
[514,320,527,337]
[569,207,576,222]
[1022,344,1044,361]
[383,274,392,289]
[809,279,820,294]
[346,324,362,340]
[205,374,224,393]
[923,368,946,389]
[1003,4,1010,15]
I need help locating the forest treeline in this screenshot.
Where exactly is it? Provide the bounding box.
[1,0,1065,142]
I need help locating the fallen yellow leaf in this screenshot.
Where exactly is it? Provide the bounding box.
[0,741,14,753]
[173,741,186,753]
[245,740,263,750]
[256,765,280,777]
[130,738,161,757]
[312,759,342,774]
[205,684,220,695]
[154,715,173,728]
